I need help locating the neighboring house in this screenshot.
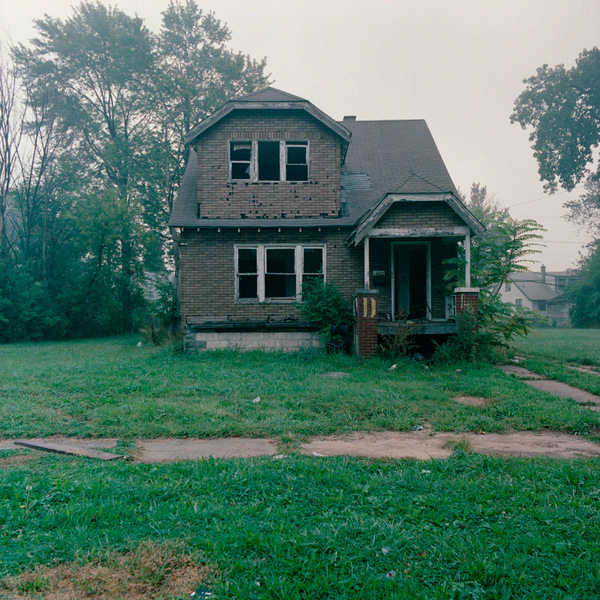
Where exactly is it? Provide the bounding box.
[168,87,484,352]
[497,266,578,326]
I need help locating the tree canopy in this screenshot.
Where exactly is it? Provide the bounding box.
[511,47,600,194]
[0,0,269,341]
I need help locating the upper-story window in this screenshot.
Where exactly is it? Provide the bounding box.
[229,141,309,182]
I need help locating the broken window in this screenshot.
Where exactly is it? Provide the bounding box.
[229,140,309,182]
[286,142,309,181]
[230,141,252,179]
[235,245,325,302]
[258,141,281,181]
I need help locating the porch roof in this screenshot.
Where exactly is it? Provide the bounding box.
[346,192,486,247]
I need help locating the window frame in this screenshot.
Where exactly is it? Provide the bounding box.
[234,244,326,303]
[228,140,310,182]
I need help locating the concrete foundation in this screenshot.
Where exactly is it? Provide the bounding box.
[185,322,324,351]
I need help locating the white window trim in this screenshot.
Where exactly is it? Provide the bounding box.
[228,140,309,182]
[235,244,326,303]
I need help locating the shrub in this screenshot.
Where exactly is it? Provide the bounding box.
[297,279,354,350]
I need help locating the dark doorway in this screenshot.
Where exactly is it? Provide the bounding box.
[393,244,428,319]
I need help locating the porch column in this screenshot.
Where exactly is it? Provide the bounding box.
[363,236,370,289]
[355,289,378,359]
[454,287,480,317]
[465,230,472,288]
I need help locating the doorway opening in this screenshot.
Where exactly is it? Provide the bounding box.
[392,243,430,320]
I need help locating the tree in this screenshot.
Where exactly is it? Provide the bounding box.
[446,184,545,344]
[567,242,600,327]
[511,47,600,193]
[150,0,270,216]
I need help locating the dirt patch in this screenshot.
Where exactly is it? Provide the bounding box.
[300,430,600,460]
[322,371,349,378]
[0,453,33,468]
[1,540,213,600]
[454,396,490,407]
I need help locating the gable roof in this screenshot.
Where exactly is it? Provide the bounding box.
[509,272,559,301]
[184,86,352,151]
[169,89,481,235]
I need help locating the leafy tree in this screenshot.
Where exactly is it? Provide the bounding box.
[151,0,270,216]
[511,47,600,193]
[446,184,545,344]
[567,242,600,327]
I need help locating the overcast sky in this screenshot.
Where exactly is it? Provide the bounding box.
[1,0,599,270]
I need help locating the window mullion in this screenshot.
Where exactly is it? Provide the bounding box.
[295,246,303,300]
[280,141,286,182]
[257,245,265,302]
[251,140,258,181]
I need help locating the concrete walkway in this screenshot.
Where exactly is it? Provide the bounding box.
[3,430,600,462]
[498,364,600,410]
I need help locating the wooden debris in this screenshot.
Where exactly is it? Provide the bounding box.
[14,439,126,461]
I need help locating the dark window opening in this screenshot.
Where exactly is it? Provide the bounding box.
[265,248,295,298]
[258,141,280,181]
[538,300,547,311]
[238,248,257,299]
[286,142,308,181]
[302,248,323,288]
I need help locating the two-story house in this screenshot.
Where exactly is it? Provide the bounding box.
[497,266,578,326]
[168,87,484,353]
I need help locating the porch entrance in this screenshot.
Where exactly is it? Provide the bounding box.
[392,243,430,319]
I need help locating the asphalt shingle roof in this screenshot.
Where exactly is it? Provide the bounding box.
[169,92,463,229]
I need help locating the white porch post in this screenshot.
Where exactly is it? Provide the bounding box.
[465,230,472,288]
[364,236,370,289]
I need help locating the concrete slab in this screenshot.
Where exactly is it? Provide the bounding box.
[527,380,600,408]
[300,431,455,460]
[135,438,278,463]
[14,439,126,461]
[498,365,545,379]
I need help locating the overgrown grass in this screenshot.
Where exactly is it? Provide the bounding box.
[1,453,599,598]
[1,337,599,441]
[511,328,600,365]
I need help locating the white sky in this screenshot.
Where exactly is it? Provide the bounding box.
[1,0,599,270]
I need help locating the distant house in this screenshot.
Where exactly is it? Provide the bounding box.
[168,87,484,353]
[497,266,578,326]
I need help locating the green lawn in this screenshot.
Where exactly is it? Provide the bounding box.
[1,335,600,598]
[1,336,599,442]
[1,453,599,598]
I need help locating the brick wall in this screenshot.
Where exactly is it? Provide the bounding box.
[377,201,464,229]
[195,110,341,219]
[179,227,363,327]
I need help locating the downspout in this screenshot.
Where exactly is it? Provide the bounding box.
[364,236,370,289]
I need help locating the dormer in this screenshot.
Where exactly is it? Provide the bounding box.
[184,87,352,220]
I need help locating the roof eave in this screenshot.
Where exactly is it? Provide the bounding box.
[184,100,352,150]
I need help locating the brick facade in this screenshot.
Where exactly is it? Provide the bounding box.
[195,111,341,219]
[376,201,465,230]
[455,288,480,316]
[355,290,379,358]
[179,227,363,327]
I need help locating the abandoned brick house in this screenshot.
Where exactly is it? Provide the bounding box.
[168,87,484,355]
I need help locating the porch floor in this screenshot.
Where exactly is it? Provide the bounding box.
[378,318,457,336]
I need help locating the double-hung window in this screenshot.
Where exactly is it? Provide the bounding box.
[235,245,324,302]
[229,141,309,182]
